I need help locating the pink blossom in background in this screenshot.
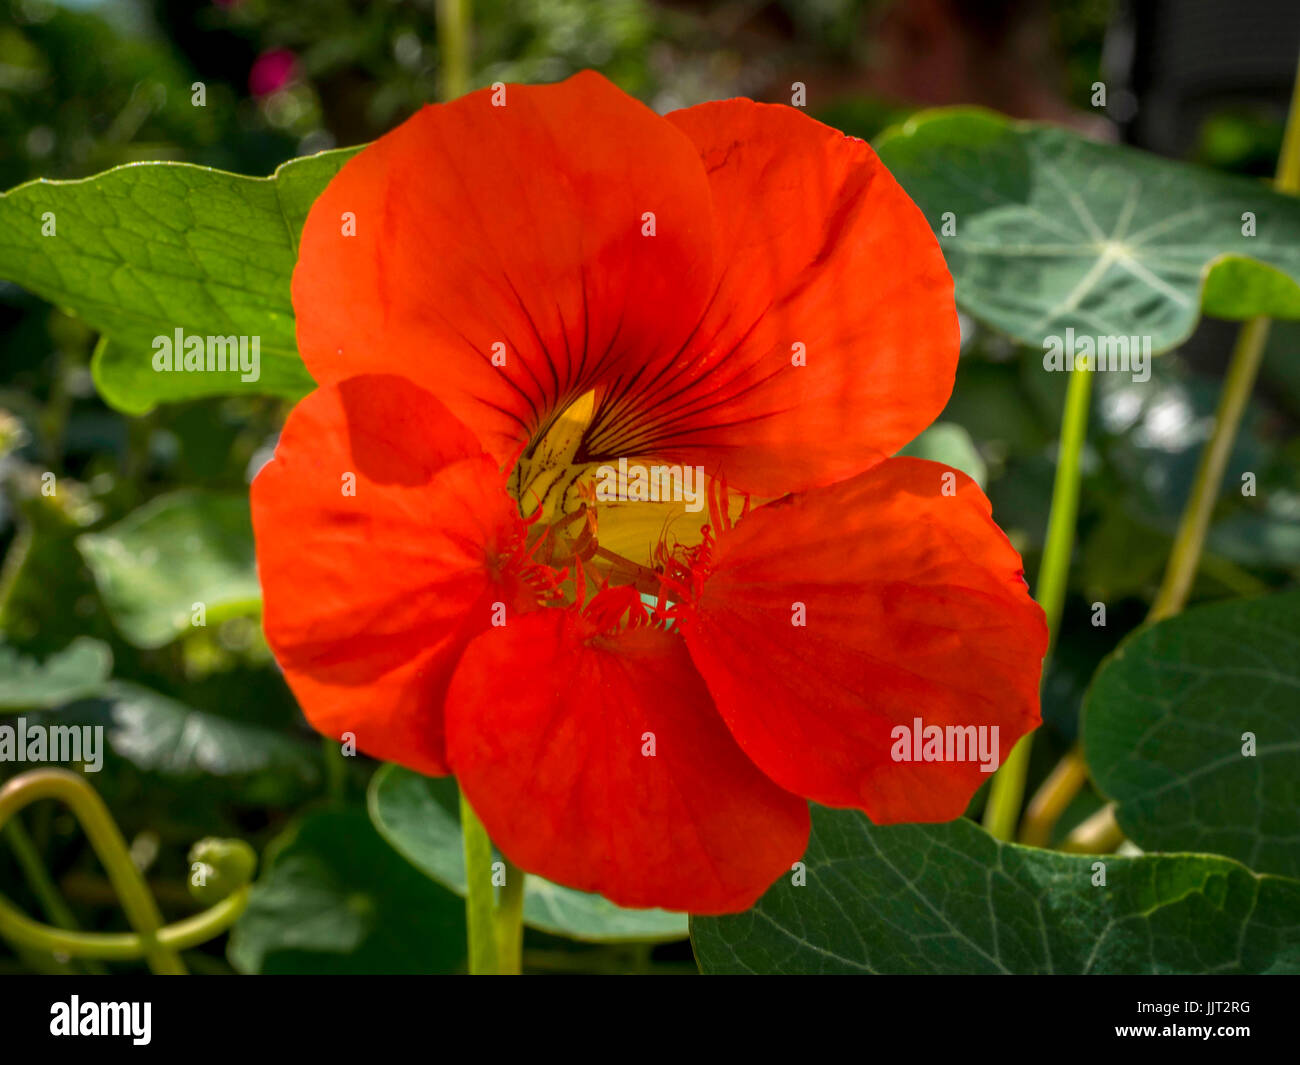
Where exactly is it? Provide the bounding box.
[249,49,298,97]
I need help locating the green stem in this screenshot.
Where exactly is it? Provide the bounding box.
[4,817,78,932]
[459,788,500,974]
[983,360,1094,840]
[147,888,249,950]
[322,735,348,802]
[459,790,527,975]
[1197,552,1272,598]
[435,0,471,102]
[1018,744,1088,847]
[0,769,186,972]
[1032,362,1095,649]
[0,886,249,959]
[1149,54,1300,620]
[495,857,525,974]
[2,817,106,974]
[1147,320,1270,620]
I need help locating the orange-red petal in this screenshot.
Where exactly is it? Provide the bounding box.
[578,99,959,496]
[444,609,810,913]
[292,71,715,467]
[680,456,1047,822]
[250,374,528,774]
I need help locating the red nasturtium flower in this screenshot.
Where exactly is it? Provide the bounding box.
[251,71,1048,914]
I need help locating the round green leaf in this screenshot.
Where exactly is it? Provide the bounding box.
[692,807,1300,974]
[875,108,1300,350]
[1084,589,1300,878]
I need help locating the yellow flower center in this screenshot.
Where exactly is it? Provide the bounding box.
[507,391,745,600]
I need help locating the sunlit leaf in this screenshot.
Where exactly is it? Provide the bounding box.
[0,149,358,413]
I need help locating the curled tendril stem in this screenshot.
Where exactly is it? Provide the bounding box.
[0,768,251,973]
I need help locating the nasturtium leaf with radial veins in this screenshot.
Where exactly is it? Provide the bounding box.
[875,108,1300,350]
